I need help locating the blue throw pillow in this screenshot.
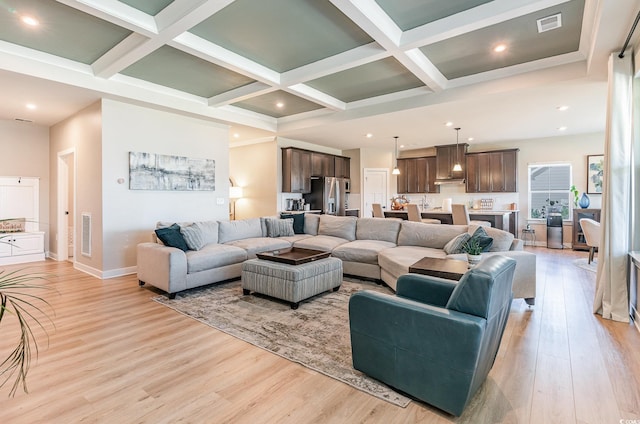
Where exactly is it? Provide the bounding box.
[155,223,190,251]
[280,213,305,234]
[469,226,494,252]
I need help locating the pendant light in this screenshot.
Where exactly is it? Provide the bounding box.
[392,136,400,175]
[452,127,463,172]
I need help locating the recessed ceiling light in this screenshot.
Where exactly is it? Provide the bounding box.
[557,105,569,111]
[26,103,36,110]
[467,137,474,141]
[494,44,507,53]
[365,133,373,138]
[445,122,453,127]
[233,133,240,138]
[276,102,284,108]
[558,126,567,131]
[20,16,39,26]
[400,144,405,148]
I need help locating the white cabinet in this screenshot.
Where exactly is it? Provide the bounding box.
[0,232,45,265]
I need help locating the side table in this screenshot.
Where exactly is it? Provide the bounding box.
[521,228,536,246]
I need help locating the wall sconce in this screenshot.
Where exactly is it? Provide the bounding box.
[229,185,243,220]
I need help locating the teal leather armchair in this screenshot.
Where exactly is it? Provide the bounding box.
[349,255,516,416]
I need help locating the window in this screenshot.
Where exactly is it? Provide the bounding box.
[528,163,572,220]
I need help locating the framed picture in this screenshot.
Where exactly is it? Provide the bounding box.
[587,154,604,194]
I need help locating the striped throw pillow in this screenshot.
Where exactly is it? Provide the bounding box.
[266,218,295,237]
[180,224,206,250]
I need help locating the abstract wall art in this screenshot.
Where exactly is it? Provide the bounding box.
[129,152,215,191]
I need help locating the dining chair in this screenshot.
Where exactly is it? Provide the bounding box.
[451,204,490,227]
[372,203,385,218]
[406,203,441,224]
[579,218,600,264]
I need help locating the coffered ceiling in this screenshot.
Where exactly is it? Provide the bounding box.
[0,0,638,150]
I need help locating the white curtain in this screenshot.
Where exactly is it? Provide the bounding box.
[593,53,634,322]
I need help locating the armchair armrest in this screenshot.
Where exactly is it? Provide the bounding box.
[396,273,457,307]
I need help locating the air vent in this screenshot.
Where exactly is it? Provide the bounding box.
[537,13,562,33]
[14,118,33,123]
[81,213,91,257]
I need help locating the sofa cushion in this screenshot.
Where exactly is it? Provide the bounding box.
[332,239,396,265]
[225,237,291,258]
[397,221,468,249]
[155,224,190,251]
[293,235,349,252]
[186,244,247,273]
[279,234,313,244]
[378,245,447,279]
[265,218,295,237]
[468,226,494,252]
[280,213,305,234]
[304,213,320,235]
[356,218,401,243]
[318,215,357,241]
[443,232,472,255]
[180,221,219,250]
[468,224,514,252]
[219,218,262,243]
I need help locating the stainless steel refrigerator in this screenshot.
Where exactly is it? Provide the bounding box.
[304,177,349,215]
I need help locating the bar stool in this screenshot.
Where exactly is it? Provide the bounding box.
[521,228,536,246]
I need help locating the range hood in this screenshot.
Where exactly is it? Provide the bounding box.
[434,178,465,185]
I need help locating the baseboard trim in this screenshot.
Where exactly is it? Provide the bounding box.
[632,305,640,334]
[102,266,137,279]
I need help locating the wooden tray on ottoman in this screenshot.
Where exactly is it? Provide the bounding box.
[256,247,330,265]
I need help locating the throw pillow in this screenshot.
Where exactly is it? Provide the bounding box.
[155,223,190,251]
[266,218,295,237]
[468,226,494,252]
[444,232,471,254]
[280,213,305,234]
[180,224,206,250]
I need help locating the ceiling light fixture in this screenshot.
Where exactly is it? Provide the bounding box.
[276,102,284,108]
[494,44,507,53]
[233,133,240,138]
[558,126,567,131]
[392,136,400,175]
[452,128,463,172]
[467,137,474,141]
[20,16,39,26]
[365,133,373,138]
[445,121,453,127]
[26,103,36,110]
[557,105,569,111]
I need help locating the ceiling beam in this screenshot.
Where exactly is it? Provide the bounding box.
[286,84,346,111]
[208,82,275,107]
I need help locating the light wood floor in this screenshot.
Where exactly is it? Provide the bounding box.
[0,248,639,423]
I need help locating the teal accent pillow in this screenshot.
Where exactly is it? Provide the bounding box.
[155,223,190,251]
[469,226,494,252]
[280,213,305,234]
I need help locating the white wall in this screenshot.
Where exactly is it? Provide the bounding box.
[101,99,230,276]
[0,119,50,250]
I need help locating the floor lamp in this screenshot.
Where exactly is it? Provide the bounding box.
[229,185,243,220]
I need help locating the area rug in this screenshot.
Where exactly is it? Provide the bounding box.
[153,278,411,407]
[573,257,598,273]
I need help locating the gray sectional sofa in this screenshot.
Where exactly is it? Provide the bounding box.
[137,214,536,304]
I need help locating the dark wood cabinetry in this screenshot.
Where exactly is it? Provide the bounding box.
[572,208,600,250]
[466,149,518,193]
[282,147,311,193]
[282,148,350,193]
[334,156,350,178]
[397,156,439,194]
[311,152,335,177]
[436,144,468,181]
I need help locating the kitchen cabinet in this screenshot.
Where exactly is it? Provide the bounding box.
[334,156,350,178]
[311,152,335,177]
[282,147,311,193]
[396,156,439,194]
[466,149,518,193]
[0,232,45,265]
[573,208,600,251]
[436,144,467,181]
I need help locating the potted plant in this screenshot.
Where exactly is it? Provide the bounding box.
[0,222,53,396]
[463,238,484,267]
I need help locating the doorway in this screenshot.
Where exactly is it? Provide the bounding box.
[57,148,76,263]
[362,168,389,218]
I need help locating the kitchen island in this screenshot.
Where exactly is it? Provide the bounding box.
[384,209,519,236]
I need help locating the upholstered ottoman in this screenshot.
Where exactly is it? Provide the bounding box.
[241,257,343,309]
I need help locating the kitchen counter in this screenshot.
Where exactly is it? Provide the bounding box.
[385,209,519,236]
